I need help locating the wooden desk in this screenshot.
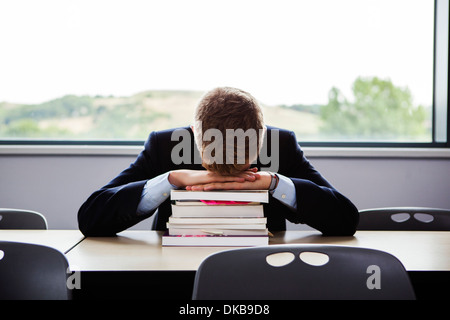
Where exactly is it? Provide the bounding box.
[272,231,450,272]
[65,230,450,300]
[66,230,450,272]
[0,229,84,254]
[67,231,237,271]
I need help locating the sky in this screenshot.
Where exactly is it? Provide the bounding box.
[0,0,435,106]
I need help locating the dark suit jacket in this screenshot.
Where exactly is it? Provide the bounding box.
[78,126,359,236]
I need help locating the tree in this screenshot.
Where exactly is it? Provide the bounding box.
[320,77,428,141]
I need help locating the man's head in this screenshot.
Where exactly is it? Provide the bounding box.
[193,87,265,175]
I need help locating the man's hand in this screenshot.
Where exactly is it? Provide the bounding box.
[168,168,259,189]
[185,171,272,191]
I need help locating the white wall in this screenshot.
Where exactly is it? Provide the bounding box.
[1,148,449,230]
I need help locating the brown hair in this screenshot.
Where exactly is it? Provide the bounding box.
[194,87,265,175]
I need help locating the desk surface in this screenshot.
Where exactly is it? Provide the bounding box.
[66,230,450,272]
[0,229,84,253]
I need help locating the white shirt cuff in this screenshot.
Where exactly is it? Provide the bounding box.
[136,172,177,215]
[271,173,297,211]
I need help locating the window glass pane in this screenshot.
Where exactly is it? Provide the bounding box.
[0,0,435,142]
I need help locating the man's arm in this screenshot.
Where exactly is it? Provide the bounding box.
[136,170,260,215]
[77,133,158,236]
[186,170,296,210]
[281,130,359,235]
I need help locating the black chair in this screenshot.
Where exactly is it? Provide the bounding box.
[0,208,48,229]
[358,207,450,231]
[0,241,71,300]
[192,244,415,300]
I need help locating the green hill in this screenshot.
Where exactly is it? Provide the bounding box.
[0,90,320,140]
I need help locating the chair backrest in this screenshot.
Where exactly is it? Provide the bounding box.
[192,244,415,300]
[0,241,71,300]
[358,207,450,231]
[0,208,48,229]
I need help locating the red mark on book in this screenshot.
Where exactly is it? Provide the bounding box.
[200,200,251,205]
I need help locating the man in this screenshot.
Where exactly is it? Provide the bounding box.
[78,87,359,236]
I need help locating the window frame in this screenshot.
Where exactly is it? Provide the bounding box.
[0,0,448,149]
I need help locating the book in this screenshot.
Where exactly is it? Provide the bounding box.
[170,189,269,203]
[161,232,269,247]
[167,227,269,236]
[167,223,268,230]
[168,216,267,225]
[171,203,264,218]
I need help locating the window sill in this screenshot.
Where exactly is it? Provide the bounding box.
[1,145,450,159]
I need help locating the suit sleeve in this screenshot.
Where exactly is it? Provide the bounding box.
[280,131,359,236]
[77,132,160,236]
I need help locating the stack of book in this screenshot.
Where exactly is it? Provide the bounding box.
[162,189,269,247]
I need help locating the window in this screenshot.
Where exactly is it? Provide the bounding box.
[0,0,448,146]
